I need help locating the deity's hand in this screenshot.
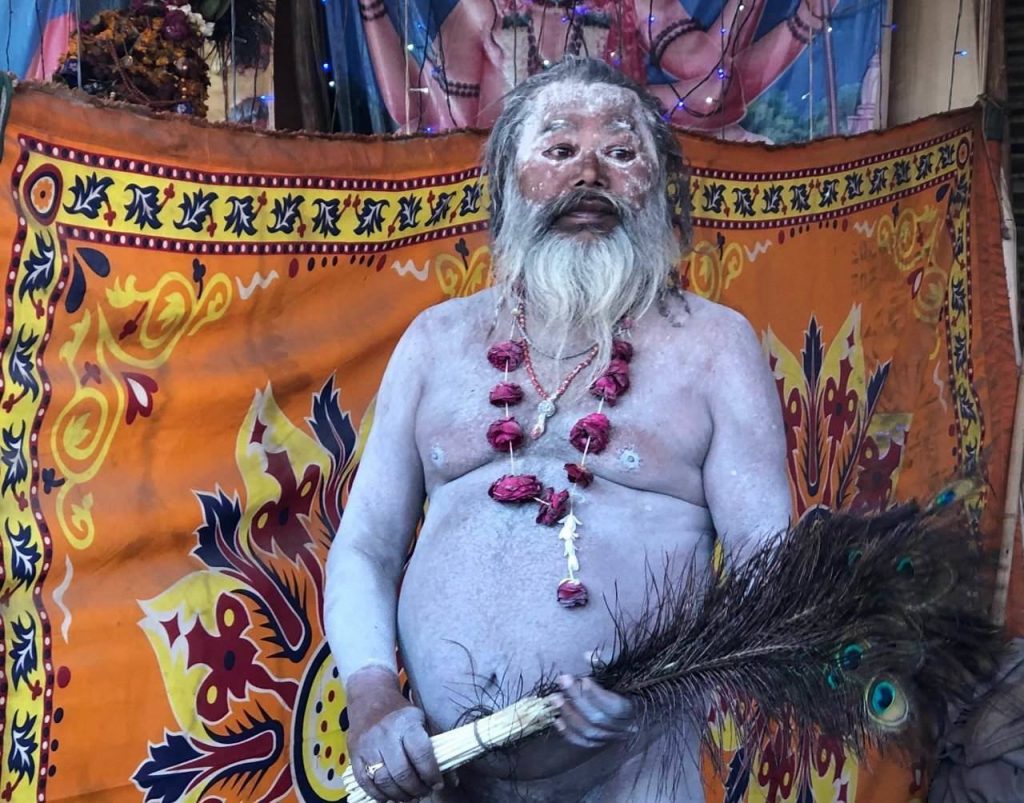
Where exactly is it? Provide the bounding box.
[346,666,443,801]
[550,674,637,749]
[801,0,841,19]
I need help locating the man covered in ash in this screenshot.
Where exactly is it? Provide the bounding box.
[325,57,790,802]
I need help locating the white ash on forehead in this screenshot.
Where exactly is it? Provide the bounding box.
[515,81,658,169]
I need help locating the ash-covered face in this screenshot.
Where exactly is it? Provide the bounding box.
[515,83,658,238]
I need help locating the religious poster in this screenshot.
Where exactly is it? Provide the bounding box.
[326,0,888,140]
[0,0,75,80]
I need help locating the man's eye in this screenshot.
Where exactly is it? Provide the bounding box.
[607,148,636,162]
[544,145,576,159]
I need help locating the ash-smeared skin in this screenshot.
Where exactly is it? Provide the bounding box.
[324,292,789,802]
[324,65,790,803]
[515,83,659,224]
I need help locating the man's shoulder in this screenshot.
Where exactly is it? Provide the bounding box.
[399,288,498,353]
[413,287,497,329]
[663,292,762,358]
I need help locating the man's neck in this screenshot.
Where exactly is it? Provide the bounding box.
[516,308,599,362]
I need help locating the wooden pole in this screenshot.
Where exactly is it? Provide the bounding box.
[992,365,1024,627]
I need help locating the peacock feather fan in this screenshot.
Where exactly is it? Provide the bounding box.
[584,487,1003,780]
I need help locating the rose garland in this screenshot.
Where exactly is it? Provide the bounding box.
[485,321,633,609]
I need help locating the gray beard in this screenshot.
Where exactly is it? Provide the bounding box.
[492,185,680,379]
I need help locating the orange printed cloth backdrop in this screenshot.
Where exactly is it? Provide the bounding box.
[0,84,1019,803]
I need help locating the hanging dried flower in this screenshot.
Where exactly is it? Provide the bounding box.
[489,382,524,406]
[486,417,525,451]
[556,579,589,608]
[564,463,594,488]
[487,341,526,372]
[536,488,570,526]
[488,474,543,503]
[569,413,611,454]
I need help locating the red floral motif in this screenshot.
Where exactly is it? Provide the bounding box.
[848,434,906,514]
[122,371,159,424]
[250,449,322,560]
[186,594,297,722]
[766,310,907,515]
[135,377,360,802]
[823,358,858,443]
[755,728,798,800]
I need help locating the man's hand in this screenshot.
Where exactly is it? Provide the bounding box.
[346,666,443,801]
[550,674,636,748]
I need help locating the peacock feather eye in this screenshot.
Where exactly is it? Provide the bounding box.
[839,643,864,671]
[932,488,956,508]
[895,556,915,577]
[865,677,909,728]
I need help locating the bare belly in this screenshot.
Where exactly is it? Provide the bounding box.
[395,463,713,792]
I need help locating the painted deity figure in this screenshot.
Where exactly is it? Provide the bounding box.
[358,0,839,139]
[324,58,791,802]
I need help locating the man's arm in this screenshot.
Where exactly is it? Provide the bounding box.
[323,313,442,801]
[701,308,791,562]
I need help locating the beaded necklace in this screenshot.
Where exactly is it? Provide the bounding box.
[485,305,633,608]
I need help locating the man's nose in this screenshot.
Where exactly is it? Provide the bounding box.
[574,150,606,189]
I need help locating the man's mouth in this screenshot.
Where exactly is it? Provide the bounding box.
[568,196,618,215]
[550,194,621,233]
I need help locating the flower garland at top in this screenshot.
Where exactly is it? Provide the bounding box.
[484,308,633,609]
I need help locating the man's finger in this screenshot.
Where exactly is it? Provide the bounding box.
[402,727,444,791]
[552,715,609,748]
[553,692,627,744]
[557,677,633,731]
[376,741,423,801]
[578,677,635,722]
[355,757,391,802]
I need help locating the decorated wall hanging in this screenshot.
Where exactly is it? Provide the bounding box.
[0,81,1019,803]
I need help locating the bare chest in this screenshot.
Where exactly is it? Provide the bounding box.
[414,342,714,503]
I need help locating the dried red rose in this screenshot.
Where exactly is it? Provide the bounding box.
[564,463,594,488]
[161,8,191,41]
[611,339,634,362]
[488,474,542,503]
[590,375,618,404]
[486,417,524,451]
[557,579,589,608]
[590,357,630,405]
[569,412,611,454]
[489,382,524,406]
[536,488,570,526]
[487,340,525,372]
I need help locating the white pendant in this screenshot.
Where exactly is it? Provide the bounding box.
[530,399,557,439]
